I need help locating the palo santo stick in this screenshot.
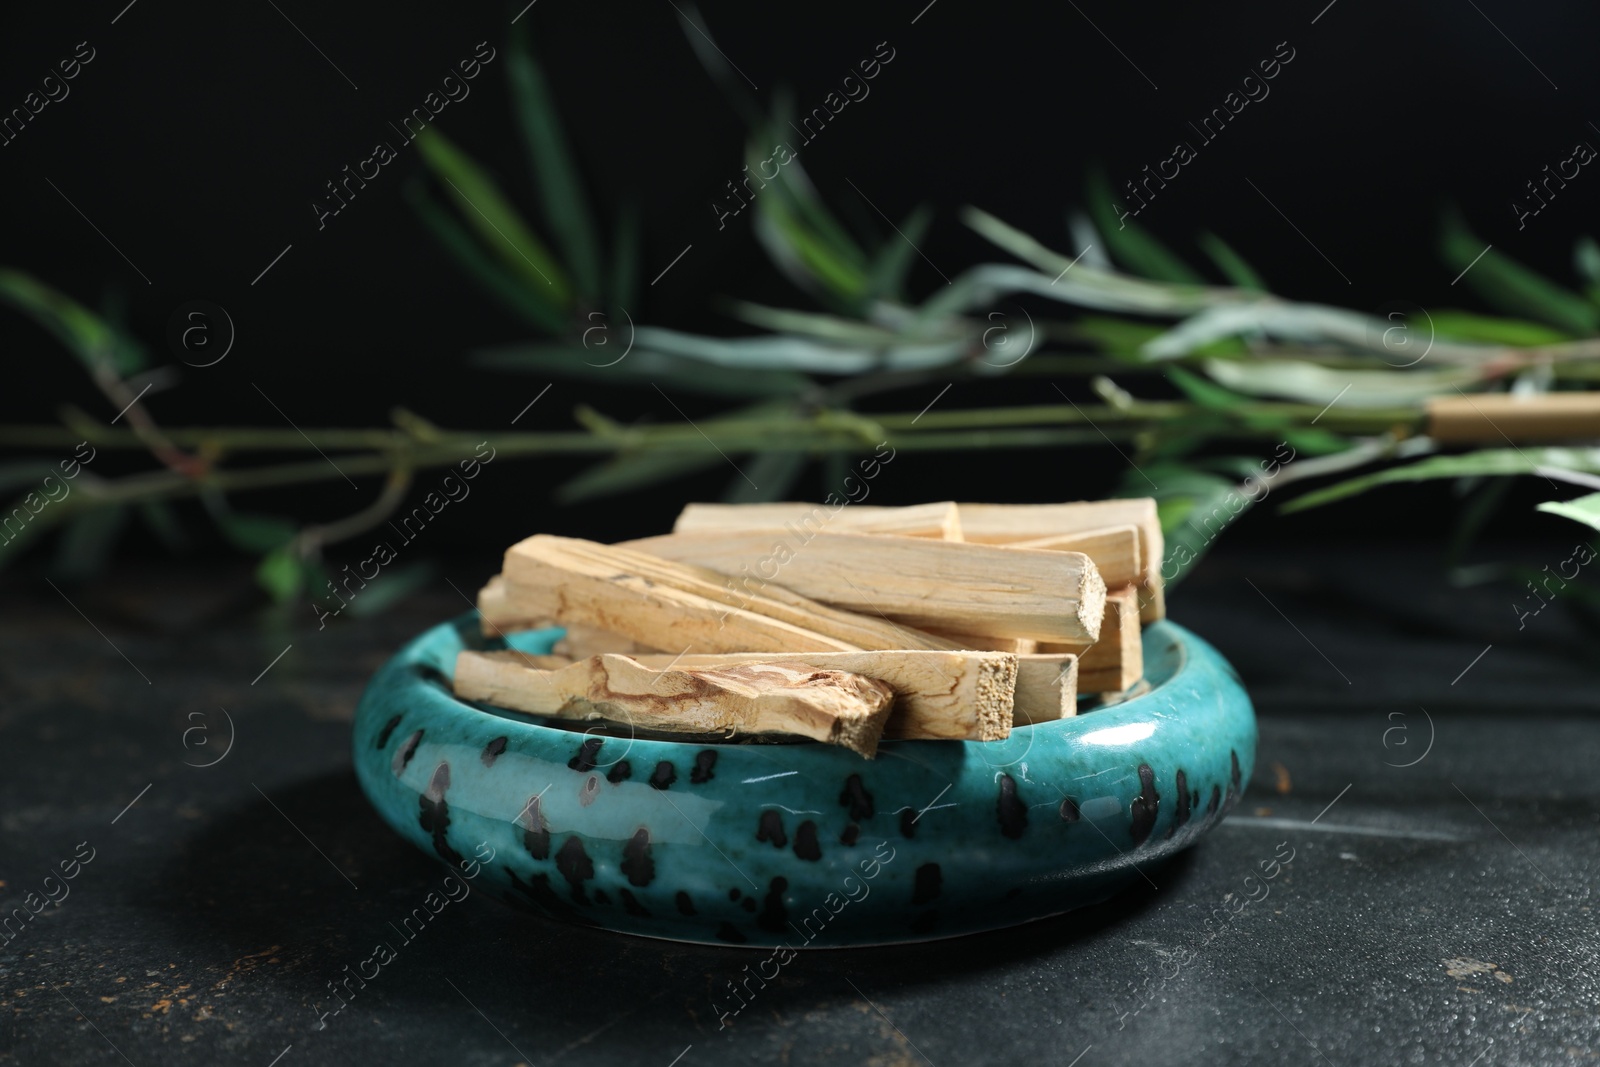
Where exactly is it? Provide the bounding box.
[1005,524,1142,589]
[522,653,573,669]
[925,631,1038,654]
[629,650,1018,741]
[621,530,1105,643]
[1427,392,1600,443]
[455,651,893,757]
[673,501,962,541]
[477,574,547,634]
[958,501,1166,623]
[501,535,959,654]
[478,575,655,654]
[554,625,655,658]
[1038,586,1142,694]
[1014,654,1077,725]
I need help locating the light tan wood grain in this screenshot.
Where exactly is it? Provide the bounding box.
[959,501,1166,622]
[1014,654,1078,725]
[476,574,547,635]
[500,535,960,655]
[477,575,655,654]
[627,649,1019,741]
[455,650,894,757]
[1037,586,1143,694]
[621,530,1106,643]
[924,631,1039,654]
[1005,524,1142,589]
[673,500,962,540]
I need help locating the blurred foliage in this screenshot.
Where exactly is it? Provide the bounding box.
[3,14,1600,621]
[1537,492,1600,532]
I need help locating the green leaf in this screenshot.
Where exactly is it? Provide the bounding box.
[1439,209,1598,334]
[52,504,129,580]
[256,543,306,603]
[758,193,870,302]
[726,301,908,346]
[1156,495,1195,532]
[674,1,764,128]
[1166,364,1243,410]
[1125,462,1250,584]
[1444,476,1512,568]
[99,292,149,375]
[1198,454,1276,480]
[0,268,139,375]
[216,512,298,554]
[1281,426,1386,459]
[474,343,812,398]
[961,209,1083,276]
[1085,169,1204,284]
[1575,235,1600,306]
[556,448,729,504]
[1575,236,1600,285]
[1537,491,1600,532]
[1428,310,1571,346]
[560,399,804,503]
[632,325,965,374]
[1196,232,1266,291]
[507,26,602,302]
[721,450,808,503]
[866,204,933,300]
[1068,316,1167,356]
[1283,448,1600,513]
[1166,366,1348,455]
[1203,357,1478,407]
[407,183,568,334]
[345,560,436,617]
[609,204,640,316]
[414,127,572,307]
[764,149,867,273]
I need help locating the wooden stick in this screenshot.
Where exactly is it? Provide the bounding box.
[1427,392,1600,443]
[552,627,652,658]
[1038,586,1143,694]
[478,575,655,654]
[924,631,1039,654]
[501,535,960,654]
[628,650,1019,741]
[1004,524,1142,589]
[476,574,547,634]
[958,501,1166,622]
[673,501,962,540]
[1014,654,1077,725]
[621,530,1106,643]
[454,650,894,757]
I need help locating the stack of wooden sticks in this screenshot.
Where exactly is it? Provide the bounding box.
[453,499,1164,759]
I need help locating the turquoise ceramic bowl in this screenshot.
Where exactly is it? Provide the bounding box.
[351,615,1256,948]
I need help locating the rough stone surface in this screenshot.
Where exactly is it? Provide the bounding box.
[0,551,1596,1066]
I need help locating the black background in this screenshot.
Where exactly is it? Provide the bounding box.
[3,0,1597,555]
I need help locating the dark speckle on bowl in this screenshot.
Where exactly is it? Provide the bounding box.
[756,810,787,848]
[648,761,677,790]
[353,615,1258,948]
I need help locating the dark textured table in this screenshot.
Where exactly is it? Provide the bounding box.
[2,546,1597,1066]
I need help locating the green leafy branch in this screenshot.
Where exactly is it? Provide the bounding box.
[7,15,1600,609]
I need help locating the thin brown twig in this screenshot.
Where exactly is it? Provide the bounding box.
[85,359,207,478]
[293,459,415,558]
